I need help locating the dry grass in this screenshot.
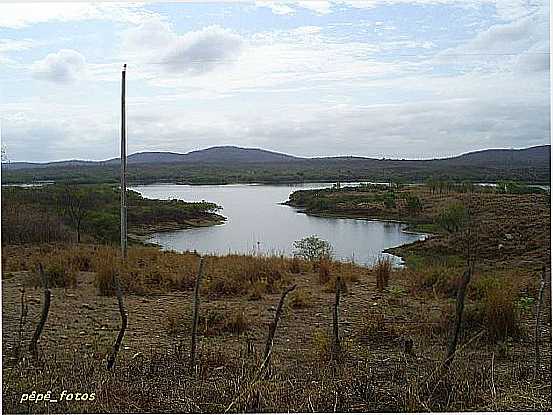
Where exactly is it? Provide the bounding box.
[288,288,313,308]
[318,258,331,284]
[483,284,520,342]
[375,256,392,291]
[1,242,551,413]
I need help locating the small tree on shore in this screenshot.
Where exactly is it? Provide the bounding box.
[293,235,333,262]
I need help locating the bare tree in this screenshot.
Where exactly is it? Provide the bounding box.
[57,186,92,243]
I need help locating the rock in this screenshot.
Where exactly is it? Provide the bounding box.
[505,233,513,240]
[82,303,94,310]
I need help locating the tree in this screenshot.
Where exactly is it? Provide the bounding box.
[405,194,423,215]
[436,202,468,233]
[56,186,95,243]
[293,235,333,261]
[383,192,396,209]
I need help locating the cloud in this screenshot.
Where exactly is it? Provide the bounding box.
[162,26,243,74]
[122,23,243,75]
[0,2,158,28]
[255,0,545,20]
[31,49,86,83]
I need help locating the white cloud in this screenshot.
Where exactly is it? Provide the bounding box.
[31,49,86,83]
[0,38,35,53]
[162,26,243,74]
[122,23,243,75]
[0,2,159,28]
[256,0,546,20]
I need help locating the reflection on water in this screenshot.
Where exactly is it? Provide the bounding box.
[131,183,427,266]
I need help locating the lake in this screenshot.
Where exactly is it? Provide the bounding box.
[131,183,427,266]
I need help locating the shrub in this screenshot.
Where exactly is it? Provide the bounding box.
[470,275,501,300]
[200,308,250,336]
[483,285,519,342]
[92,249,119,295]
[382,192,396,209]
[322,276,348,294]
[293,235,333,262]
[247,281,266,301]
[289,256,302,274]
[405,194,423,215]
[357,313,398,344]
[311,328,332,360]
[221,308,250,335]
[165,310,187,336]
[289,288,313,308]
[318,258,331,284]
[409,266,458,298]
[28,255,78,288]
[375,257,392,291]
[436,203,468,233]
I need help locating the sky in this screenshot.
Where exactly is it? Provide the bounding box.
[0,0,550,162]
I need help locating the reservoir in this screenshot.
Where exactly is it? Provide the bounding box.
[132,183,427,266]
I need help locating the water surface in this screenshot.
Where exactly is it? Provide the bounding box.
[131,183,427,266]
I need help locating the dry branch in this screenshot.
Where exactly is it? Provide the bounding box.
[262,284,297,373]
[29,264,50,357]
[444,267,472,368]
[189,256,205,369]
[534,265,547,378]
[332,276,342,360]
[107,271,128,370]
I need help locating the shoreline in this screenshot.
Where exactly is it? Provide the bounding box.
[128,214,226,243]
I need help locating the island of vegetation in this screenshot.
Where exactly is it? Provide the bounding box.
[1,179,551,413]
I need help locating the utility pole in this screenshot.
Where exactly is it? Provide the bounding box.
[107,63,129,370]
[120,63,128,260]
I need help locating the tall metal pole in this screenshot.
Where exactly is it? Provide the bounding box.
[120,63,128,260]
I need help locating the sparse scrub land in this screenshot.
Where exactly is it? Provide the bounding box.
[1,181,551,412]
[1,184,225,246]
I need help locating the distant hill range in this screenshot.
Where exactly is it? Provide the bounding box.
[2,144,550,184]
[3,144,550,169]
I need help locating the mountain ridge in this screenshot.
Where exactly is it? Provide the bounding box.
[3,144,550,170]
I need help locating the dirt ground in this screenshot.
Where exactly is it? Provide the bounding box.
[2,262,552,413]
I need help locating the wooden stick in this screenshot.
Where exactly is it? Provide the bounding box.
[29,264,50,357]
[262,284,297,373]
[189,256,205,369]
[534,265,547,378]
[444,267,472,368]
[107,271,128,370]
[332,276,341,360]
[16,287,28,357]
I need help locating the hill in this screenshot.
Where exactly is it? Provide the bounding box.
[1,144,550,184]
[437,145,550,166]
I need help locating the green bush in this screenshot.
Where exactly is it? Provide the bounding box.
[293,235,333,261]
[436,203,468,233]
